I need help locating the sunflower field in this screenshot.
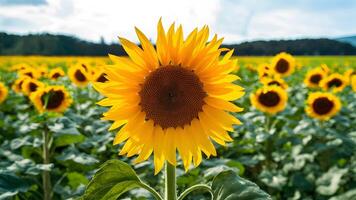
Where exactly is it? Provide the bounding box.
[1,25,356,200]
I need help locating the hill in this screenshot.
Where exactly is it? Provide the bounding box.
[1,32,356,56]
[336,36,356,47]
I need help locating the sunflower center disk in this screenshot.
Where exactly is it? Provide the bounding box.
[74,70,86,82]
[52,73,61,79]
[41,90,65,109]
[97,73,108,82]
[268,81,281,86]
[312,97,334,115]
[275,59,289,73]
[139,65,206,129]
[327,78,342,88]
[258,91,280,107]
[310,74,322,84]
[29,83,38,92]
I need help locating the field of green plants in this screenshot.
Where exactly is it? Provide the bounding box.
[0,55,355,200]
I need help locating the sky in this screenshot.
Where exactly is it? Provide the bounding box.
[0,0,355,44]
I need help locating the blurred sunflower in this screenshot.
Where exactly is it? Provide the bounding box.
[12,76,30,93]
[68,64,90,87]
[261,76,288,89]
[319,73,347,92]
[271,52,295,77]
[94,20,244,174]
[344,69,355,82]
[18,67,41,79]
[21,78,45,96]
[304,68,327,88]
[10,63,31,71]
[0,82,8,104]
[37,65,48,77]
[320,64,330,74]
[305,92,341,120]
[49,68,65,80]
[250,86,287,114]
[351,75,356,92]
[257,63,272,79]
[30,86,72,113]
[92,70,108,83]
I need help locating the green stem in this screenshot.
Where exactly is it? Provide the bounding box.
[42,124,52,200]
[165,162,177,200]
[139,182,164,200]
[178,184,213,200]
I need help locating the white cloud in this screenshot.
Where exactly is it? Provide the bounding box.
[0,0,355,43]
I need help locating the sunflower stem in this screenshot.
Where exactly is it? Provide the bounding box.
[165,162,177,200]
[42,124,52,200]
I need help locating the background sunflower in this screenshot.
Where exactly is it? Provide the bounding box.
[304,68,327,88]
[250,85,288,114]
[0,82,8,104]
[30,85,72,113]
[305,92,341,120]
[271,52,295,77]
[319,73,347,92]
[68,64,91,87]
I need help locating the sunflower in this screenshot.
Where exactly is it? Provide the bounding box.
[319,73,347,92]
[304,68,327,88]
[257,63,272,79]
[21,78,45,95]
[271,52,295,77]
[261,76,288,89]
[0,82,8,104]
[250,86,287,114]
[10,63,31,71]
[94,20,244,174]
[18,67,41,79]
[49,68,65,80]
[344,69,356,82]
[92,69,108,83]
[30,86,72,113]
[305,92,341,120]
[37,65,48,77]
[12,76,30,93]
[320,64,330,74]
[351,75,356,92]
[68,64,91,87]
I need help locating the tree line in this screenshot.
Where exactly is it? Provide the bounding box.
[1,32,356,56]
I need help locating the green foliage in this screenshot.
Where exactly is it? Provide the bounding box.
[212,170,271,200]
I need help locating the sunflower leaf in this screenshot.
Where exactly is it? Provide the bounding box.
[82,160,154,200]
[211,170,271,200]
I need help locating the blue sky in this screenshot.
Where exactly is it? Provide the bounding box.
[0,0,355,43]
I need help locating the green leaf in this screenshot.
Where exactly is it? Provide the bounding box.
[211,170,271,200]
[82,160,145,200]
[54,134,85,147]
[67,172,89,189]
[0,173,33,197]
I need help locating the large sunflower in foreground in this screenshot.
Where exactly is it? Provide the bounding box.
[0,82,8,104]
[319,73,347,92]
[304,68,327,88]
[21,78,45,96]
[30,86,72,113]
[68,64,91,87]
[94,20,244,174]
[271,52,295,77]
[305,92,341,120]
[250,86,287,114]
